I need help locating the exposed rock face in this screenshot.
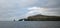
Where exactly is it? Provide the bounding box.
[27,14,60,21]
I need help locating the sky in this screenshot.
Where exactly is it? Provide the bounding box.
[0,0,60,21]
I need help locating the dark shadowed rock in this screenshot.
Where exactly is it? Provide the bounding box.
[27,14,60,21]
[19,14,60,21]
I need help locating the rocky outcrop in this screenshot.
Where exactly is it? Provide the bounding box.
[27,14,60,21]
[18,14,60,21]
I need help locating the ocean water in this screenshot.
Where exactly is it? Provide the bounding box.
[0,21,60,28]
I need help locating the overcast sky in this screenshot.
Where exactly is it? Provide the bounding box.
[0,0,60,21]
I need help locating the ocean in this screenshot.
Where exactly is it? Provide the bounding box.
[0,21,60,28]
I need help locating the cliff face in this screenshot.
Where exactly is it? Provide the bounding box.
[27,14,60,21]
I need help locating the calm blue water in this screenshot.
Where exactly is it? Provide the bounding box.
[0,21,60,28]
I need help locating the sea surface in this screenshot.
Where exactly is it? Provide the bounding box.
[0,21,60,28]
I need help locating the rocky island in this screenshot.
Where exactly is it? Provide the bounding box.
[18,14,60,21]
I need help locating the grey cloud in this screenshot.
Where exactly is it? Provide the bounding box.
[0,0,37,21]
[45,0,60,16]
[0,0,48,21]
[26,0,48,8]
[46,0,60,8]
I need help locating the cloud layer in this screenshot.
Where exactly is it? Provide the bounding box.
[27,7,60,17]
[0,0,60,21]
[0,0,48,21]
[26,0,60,17]
[47,0,60,8]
